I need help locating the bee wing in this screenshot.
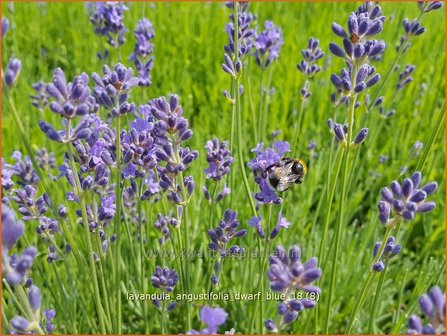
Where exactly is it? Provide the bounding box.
[274,161,299,192]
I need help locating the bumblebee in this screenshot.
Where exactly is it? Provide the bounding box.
[266,158,307,193]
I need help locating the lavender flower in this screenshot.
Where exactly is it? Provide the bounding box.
[417,1,443,13]
[44,309,56,333]
[412,140,423,157]
[327,119,368,148]
[187,306,228,334]
[46,68,99,119]
[7,151,39,186]
[408,286,445,334]
[151,266,179,292]
[86,2,127,48]
[130,18,155,87]
[2,204,25,250]
[4,57,21,88]
[154,213,178,244]
[121,118,157,179]
[402,18,426,37]
[208,209,246,285]
[371,236,402,272]
[329,2,385,116]
[222,2,255,80]
[151,266,179,308]
[266,245,321,331]
[248,215,265,239]
[12,185,48,221]
[204,138,234,181]
[2,17,8,38]
[269,211,291,240]
[254,21,284,69]
[30,81,48,111]
[92,63,138,118]
[203,138,233,204]
[379,171,437,226]
[397,64,415,90]
[330,4,385,64]
[297,37,325,78]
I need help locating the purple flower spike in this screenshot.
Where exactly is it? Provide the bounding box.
[269,211,291,240]
[151,266,178,293]
[379,172,437,224]
[92,63,138,118]
[204,138,234,181]
[208,209,245,259]
[408,286,445,334]
[10,316,30,332]
[297,37,325,80]
[87,2,128,48]
[402,18,426,37]
[186,306,228,334]
[130,18,155,87]
[2,17,9,38]
[266,244,321,331]
[5,58,21,88]
[418,1,443,13]
[254,20,284,69]
[397,64,415,91]
[371,236,401,272]
[2,204,25,249]
[222,2,255,79]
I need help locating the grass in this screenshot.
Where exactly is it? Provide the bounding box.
[1,1,445,334]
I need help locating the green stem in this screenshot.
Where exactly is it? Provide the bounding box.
[317,148,343,264]
[257,67,265,141]
[250,205,273,333]
[415,100,445,172]
[324,82,358,333]
[232,3,257,218]
[160,301,166,334]
[291,97,306,156]
[345,225,394,333]
[65,125,106,334]
[368,260,388,333]
[114,116,123,334]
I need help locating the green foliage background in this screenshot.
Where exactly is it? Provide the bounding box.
[2,1,445,334]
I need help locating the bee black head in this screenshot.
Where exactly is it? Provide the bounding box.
[292,162,304,175]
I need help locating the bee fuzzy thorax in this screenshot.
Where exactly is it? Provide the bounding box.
[266,158,307,193]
